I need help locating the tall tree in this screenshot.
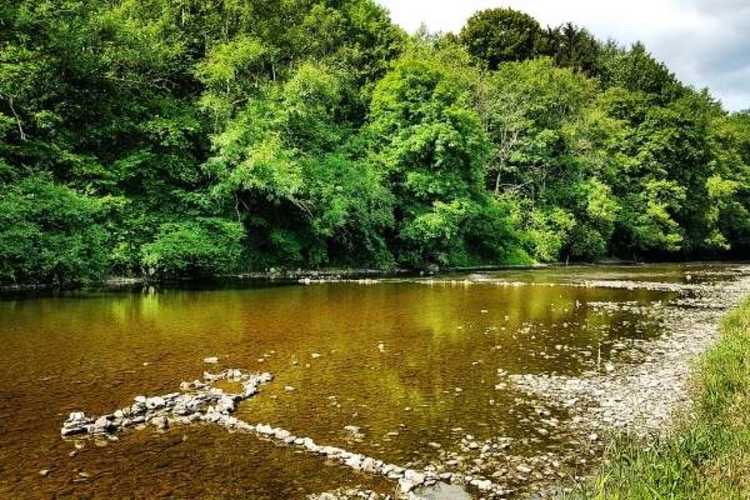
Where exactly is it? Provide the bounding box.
[459,8,542,69]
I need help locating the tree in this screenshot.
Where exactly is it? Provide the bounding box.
[480,58,594,199]
[0,176,110,284]
[459,8,542,69]
[703,112,750,252]
[368,44,520,266]
[599,42,684,104]
[540,23,601,75]
[141,218,244,278]
[1,1,748,283]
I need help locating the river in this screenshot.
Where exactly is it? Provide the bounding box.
[1,263,748,499]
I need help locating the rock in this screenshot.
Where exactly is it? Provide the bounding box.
[404,469,425,484]
[215,395,236,413]
[145,396,165,410]
[398,478,418,493]
[471,479,493,491]
[344,454,363,469]
[61,425,86,437]
[203,357,219,364]
[387,469,405,480]
[360,457,379,474]
[413,483,472,500]
[93,416,114,433]
[151,416,169,430]
[38,469,49,477]
[68,412,86,422]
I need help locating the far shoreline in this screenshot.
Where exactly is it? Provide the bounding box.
[2,259,747,298]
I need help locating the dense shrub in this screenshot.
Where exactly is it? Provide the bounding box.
[0,176,109,284]
[140,219,244,278]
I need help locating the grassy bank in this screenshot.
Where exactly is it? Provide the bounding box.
[576,296,750,499]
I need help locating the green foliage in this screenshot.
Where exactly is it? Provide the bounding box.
[302,152,395,267]
[459,8,543,69]
[369,44,520,267]
[0,2,748,285]
[540,23,601,75]
[480,57,594,197]
[598,42,685,104]
[564,179,619,260]
[523,205,576,263]
[705,113,750,251]
[0,176,109,284]
[141,218,244,278]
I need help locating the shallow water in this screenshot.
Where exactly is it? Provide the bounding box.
[0,263,739,498]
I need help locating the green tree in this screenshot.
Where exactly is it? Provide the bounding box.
[141,218,244,278]
[599,42,684,104]
[480,58,594,199]
[459,8,543,69]
[0,176,110,284]
[369,44,520,266]
[540,23,601,75]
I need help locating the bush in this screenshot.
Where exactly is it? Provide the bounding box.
[523,206,576,262]
[0,176,109,285]
[398,197,527,268]
[140,218,244,278]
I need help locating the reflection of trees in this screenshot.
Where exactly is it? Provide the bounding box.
[0,280,666,465]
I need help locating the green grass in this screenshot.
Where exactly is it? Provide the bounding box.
[573,297,750,500]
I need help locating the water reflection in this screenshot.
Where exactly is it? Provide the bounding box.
[0,265,708,498]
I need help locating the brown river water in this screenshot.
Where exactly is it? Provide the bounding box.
[0,263,740,499]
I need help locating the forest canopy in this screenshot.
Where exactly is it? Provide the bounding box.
[1,1,749,284]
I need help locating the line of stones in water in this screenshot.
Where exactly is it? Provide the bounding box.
[60,368,510,499]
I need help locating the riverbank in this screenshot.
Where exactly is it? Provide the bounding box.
[573,294,750,498]
[4,259,735,295]
[0,264,553,295]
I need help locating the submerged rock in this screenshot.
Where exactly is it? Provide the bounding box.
[409,479,476,499]
[61,369,273,439]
